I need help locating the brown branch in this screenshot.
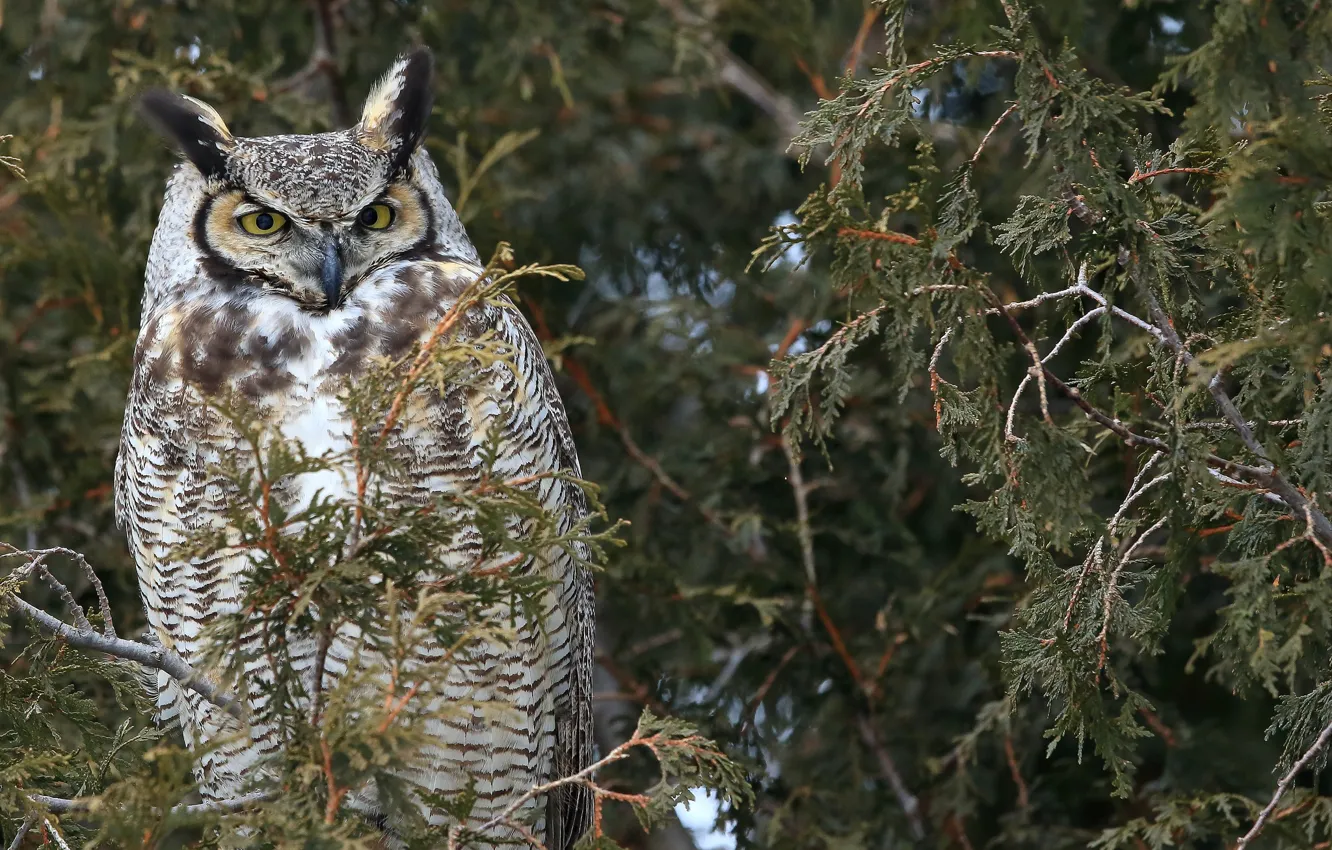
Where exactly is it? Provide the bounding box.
[844,7,881,76]
[321,735,349,824]
[738,644,801,735]
[970,102,1019,165]
[1138,707,1177,747]
[1127,166,1216,184]
[838,226,921,246]
[856,714,926,839]
[1003,735,1030,809]
[808,585,863,689]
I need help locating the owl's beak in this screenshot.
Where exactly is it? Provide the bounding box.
[320,239,343,308]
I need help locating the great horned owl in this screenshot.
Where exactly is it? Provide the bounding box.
[114,49,592,846]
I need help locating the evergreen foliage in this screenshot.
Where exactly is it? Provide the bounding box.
[8,1,1332,848]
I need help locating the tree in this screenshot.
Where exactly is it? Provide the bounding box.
[6,0,1332,848]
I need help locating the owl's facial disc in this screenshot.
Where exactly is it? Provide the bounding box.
[148,49,442,310]
[198,182,431,310]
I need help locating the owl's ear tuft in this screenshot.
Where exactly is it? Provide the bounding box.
[139,90,235,181]
[356,48,434,174]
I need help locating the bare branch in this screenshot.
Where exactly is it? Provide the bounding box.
[783,436,817,632]
[6,814,36,850]
[1143,291,1332,551]
[5,590,245,721]
[1,544,114,637]
[1237,716,1332,848]
[28,791,272,817]
[32,555,91,633]
[272,0,351,126]
[656,0,805,146]
[970,102,1019,165]
[1097,515,1167,670]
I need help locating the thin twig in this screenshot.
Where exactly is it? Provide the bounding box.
[1127,166,1216,184]
[1006,307,1105,441]
[1237,716,1332,848]
[29,555,91,633]
[856,714,926,840]
[0,545,114,636]
[970,101,1019,165]
[784,436,817,632]
[447,720,660,849]
[1096,515,1167,671]
[1003,735,1030,809]
[738,644,802,735]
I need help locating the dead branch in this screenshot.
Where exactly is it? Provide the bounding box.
[3,556,245,721]
[27,791,272,817]
[655,0,805,146]
[856,714,926,840]
[1143,291,1332,551]
[1237,715,1332,848]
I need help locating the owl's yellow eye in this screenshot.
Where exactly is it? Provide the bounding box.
[238,210,287,235]
[357,203,394,230]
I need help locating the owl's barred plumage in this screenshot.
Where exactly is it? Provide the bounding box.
[114,50,593,846]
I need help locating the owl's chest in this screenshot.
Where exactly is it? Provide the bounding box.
[228,307,444,510]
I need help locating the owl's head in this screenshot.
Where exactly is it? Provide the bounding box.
[141,48,474,312]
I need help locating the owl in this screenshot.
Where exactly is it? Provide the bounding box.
[114,49,592,847]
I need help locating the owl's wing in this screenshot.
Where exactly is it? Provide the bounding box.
[503,306,595,850]
[115,312,200,735]
[113,310,249,768]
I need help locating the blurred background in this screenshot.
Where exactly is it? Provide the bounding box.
[0,2,1263,847]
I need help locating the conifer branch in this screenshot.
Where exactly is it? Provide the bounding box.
[1237,715,1332,848]
[1127,166,1216,183]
